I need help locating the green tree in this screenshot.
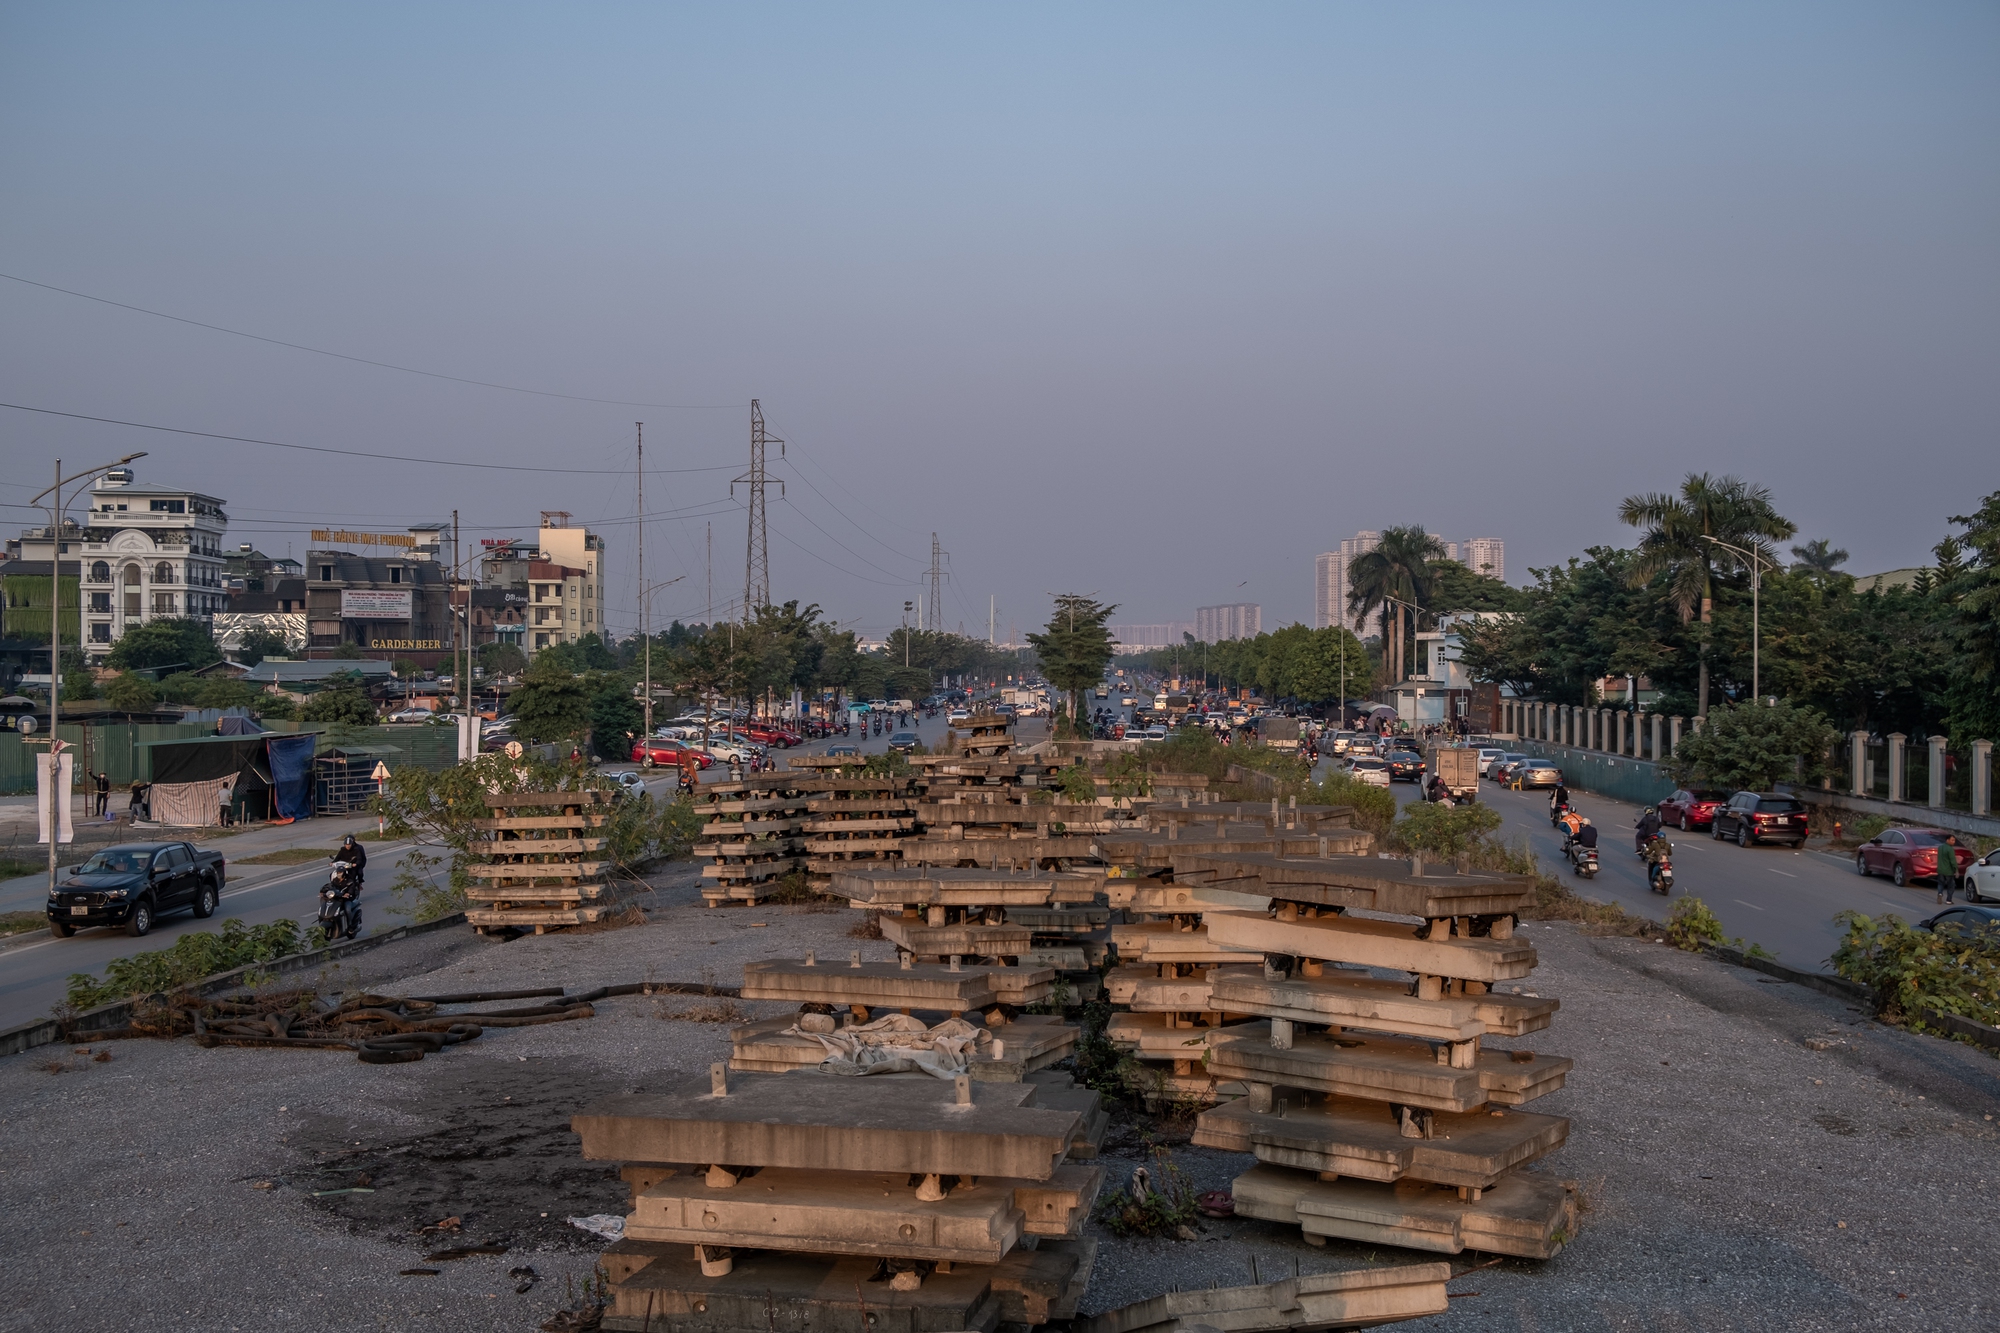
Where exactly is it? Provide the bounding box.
[509,652,592,743]
[1619,474,1795,716]
[1426,560,1527,615]
[1663,699,1840,792]
[588,675,644,760]
[104,617,222,672]
[478,641,527,677]
[103,672,161,712]
[1941,489,2000,743]
[1027,595,1118,736]
[1347,526,1447,683]
[60,647,98,702]
[329,641,365,660]
[299,671,377,727]
[234,628,293,667]
[572,631,619,671]
[1789,538,1849,579]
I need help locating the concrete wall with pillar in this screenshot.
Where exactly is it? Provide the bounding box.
[1886,733,1906,803]
[1849,731,1868,796]
[1928,735,1948,809]
[1650,713,1662,761]
[1669,715,1683,757]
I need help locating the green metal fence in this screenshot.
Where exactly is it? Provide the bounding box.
[1510,740,1679,807]
[0,720,459,794]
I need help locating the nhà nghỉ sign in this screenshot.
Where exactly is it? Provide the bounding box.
[341,589,413,619]
[313,529,418,548]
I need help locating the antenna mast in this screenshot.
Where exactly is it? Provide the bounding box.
[732,399,783,619]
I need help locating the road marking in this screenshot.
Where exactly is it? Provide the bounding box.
[1734,899,1767,911]
[1768,869,1796,878]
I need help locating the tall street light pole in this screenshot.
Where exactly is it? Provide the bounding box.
[27,451,148,892]
[637,575,686,745]
[1702,536,1773,703]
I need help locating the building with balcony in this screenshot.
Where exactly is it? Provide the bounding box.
[69,469,229,664]
[1195,603,1261,643]
[525,513,606,656]
[304,550,452,666]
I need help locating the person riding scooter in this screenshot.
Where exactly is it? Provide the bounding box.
[1635,805,1662,856]
[1557,805,1584,852]
[1569,816,1598,865]
[332,833,366,889]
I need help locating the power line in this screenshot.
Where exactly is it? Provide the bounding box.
[0,270,743,410]
[0,401,739,476]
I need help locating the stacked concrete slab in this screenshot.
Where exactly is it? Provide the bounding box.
[573,1071,1107,1332]
[466,789,622,934]
[695,774,812,906]
[794,773,919,888]
[840,864,1113,980]
[1185,852,1579,1259]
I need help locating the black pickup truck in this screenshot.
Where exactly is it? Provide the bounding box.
[47,841,229,938]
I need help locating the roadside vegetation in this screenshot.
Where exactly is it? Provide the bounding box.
[63,918,308,1009]
[1832,911,2000,1033]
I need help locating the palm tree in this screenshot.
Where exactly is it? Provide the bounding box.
[1346,526,1447,685]
[1790,538,1849,576]
[1620,474,1795,714]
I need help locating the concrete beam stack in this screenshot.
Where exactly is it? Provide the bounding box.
[696,774,812,907]
[465,789,622,934]
[793,773,919,889]
[837,865,1113,982]
[573,1070,1107,1332]
[1185,852,1580,1259]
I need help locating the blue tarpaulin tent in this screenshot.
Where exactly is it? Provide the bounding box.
[267,733,316,821]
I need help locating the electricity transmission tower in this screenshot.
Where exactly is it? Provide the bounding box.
[732,399,783,618]
[928,533,944,633]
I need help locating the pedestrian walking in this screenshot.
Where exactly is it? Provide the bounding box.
[1936,833,1963,904]
[94,771,110,818]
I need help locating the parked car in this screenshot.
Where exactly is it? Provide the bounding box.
[1512,760,1564,789]
[825,743,862,759]
[1489,754,1527,782]
[1384,749,1425,782]
[1475,747,1507,776]
[1345,757,1392,788]
[1659,788,1729,832]
[1917,904,2000,941]
[887,730,922,754]
[740,724,801,748]
[1967,847,2000,903]
[1853,826,1975,886]
[386,707,435,723]
[605,771,646,792]
[1711,791,1810,849]
[632,738,711,769]
[703,739,758,765]
[48,841,227,938]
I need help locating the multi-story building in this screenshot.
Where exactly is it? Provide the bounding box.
[1109,622,1195,651]
[1195,603,1261,643]
[304,550,452,665]
[68,469,230,663]
[1459,537,1505,582]
[1315,531,1380,633]
[526,513,607,656]
[212,576,308,657]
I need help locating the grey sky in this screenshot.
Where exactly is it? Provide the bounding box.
[2,3,1994,640]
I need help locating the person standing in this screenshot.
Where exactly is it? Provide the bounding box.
[95,771,110,818]
[1935,833,1962,905]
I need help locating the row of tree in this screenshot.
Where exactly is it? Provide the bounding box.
[1456,477,2000,743]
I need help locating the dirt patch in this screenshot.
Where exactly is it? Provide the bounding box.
[287,1055,632,1252]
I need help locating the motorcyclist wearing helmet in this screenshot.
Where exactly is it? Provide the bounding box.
[1557,806,1583,849]
[332,833,367,896]
[1635,805,1662,855]
[1573,818,1598,852]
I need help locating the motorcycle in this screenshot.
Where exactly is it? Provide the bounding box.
[1549,800,1571,828]
[1643,835,1674,893]
[318,860,363,940]
[1569,843,1599,879]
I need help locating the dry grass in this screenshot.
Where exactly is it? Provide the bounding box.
[848,914,885,940]
[0,910,50,938]
[1477,839,1662,938]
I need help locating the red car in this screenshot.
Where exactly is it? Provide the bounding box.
[1658,789,1729,832]
[633,738,711,769]
[1854,827,1975,888]
[739,725,801,748]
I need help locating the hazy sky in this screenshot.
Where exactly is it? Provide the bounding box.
[2,3,1994,640]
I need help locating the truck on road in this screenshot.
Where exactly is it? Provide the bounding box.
[1425,745,1481,802]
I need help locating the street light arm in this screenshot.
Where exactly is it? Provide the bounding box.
[28,452,147,506]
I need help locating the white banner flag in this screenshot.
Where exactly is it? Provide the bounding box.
[37,752,74,844]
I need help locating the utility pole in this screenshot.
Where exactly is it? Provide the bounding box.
[706,522,712,627]
[928,533,943,634]
[637,423,651,740]
[732,399,783,620]
[988,595,995,645]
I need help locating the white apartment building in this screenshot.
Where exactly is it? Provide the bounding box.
[526,513,607,656]
[1195,603,1261,642]
[1315,531,1506,633]
[76,468,229,662]
[1109,622,1195,651]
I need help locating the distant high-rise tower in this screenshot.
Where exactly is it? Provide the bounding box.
[1315,531,1380,633]
[1461,537,1505,583]
[1196,603,1261,643]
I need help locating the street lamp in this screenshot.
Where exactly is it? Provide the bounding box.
[1701,536,1774,703]
[637,575,687,741]
[26,451,148,892]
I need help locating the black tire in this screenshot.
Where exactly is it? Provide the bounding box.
[193,879,218,919]
[1892,862,1907,888]
[1737,826,1752,849]
[1855,852,1870,877]
[1679,812,1690,831]
[1712,820,1725,841]
[126,900,154,937]
[50,920,75,937]
[1791,840,1806,851]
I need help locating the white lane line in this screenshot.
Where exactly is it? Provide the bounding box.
[1768,869,1797,878]
[1734,899,1767,911]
